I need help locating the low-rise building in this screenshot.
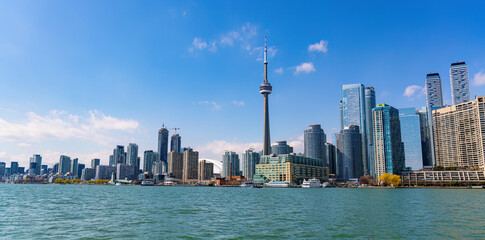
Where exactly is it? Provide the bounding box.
[402,170,485,183]
[81,168,96,181]
[95,165,116,180]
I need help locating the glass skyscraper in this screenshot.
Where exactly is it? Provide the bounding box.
[271,141,293,156]
[143,150,155,172]
[416,107,433,167]
[304,124,327,162]
[450,62,470,105]
[127,143,139,173]
[425,73,444,167]
[398,108,423,170]
[222,151,240,178]
[113,145,125,165]
[336,125,362,180]
[29,154,42,175]
[59,155,71,175]
[91,158,100,168]
[170,134,182,153]
[71,158,79,177]
[242,149,260,180]
[364,86,376,176]
[158,127,169,167]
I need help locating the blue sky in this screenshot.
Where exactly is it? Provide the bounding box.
[1,1,485,167]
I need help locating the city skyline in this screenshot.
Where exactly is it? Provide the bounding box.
[2,1,485,168]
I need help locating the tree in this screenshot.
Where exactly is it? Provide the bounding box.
[378,173,401,187]
[359,175,374,185]
[55,178,63,184]
[378,173,392,185]
[64,179,71,184]
[389,175,402,186]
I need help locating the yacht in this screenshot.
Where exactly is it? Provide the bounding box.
[264,181,292,188]
[302,178,321,188]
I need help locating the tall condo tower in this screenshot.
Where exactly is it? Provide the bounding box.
[260,36,272,155]
[450,62,470,105]
[158,125,169,169]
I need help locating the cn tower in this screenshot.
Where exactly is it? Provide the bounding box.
[260,36,272,155]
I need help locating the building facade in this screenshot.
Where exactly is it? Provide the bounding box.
[416,107,433,167]
[399,108,423,170]
[91,159,100,169]
[71,158,79,177]
[143,150,155,172]
[116,164,136,180]
[95,165,116,180]
[158,127,169,167]
[127,143,139,169]
[271,141,293,156]
[304,125,326,162]
[170,134,181,153]
[325,143,337,176]
[59,155,71,175]
[364,87,376,176]
[336,125,362,180]
[450,62,470,105]
[168,151,184,179]
[198,160,214,181]
[241,149,260,180]
[222,151,240,178]
[30,154,42,175]
[81,168,96,181]
[182,148,199,183]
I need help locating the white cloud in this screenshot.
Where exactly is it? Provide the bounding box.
[473,69,485,86]
[197,140,262,159]
[17,143,31,147]
[220,31,240,46]
[0,110,139,145]
[232,100,245,106]
[403,85,425,99]
[192,38,207,50]
[274,67,284,74]
[198,101,221,110]
[294,62,316,75]
[308,40,328,53]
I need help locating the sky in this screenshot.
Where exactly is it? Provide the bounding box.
[1,0,485,168]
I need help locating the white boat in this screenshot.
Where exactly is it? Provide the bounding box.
[321,182,331,188]
[264,181,292,188]
[241,182,255,187]
[302,178,321,188]
[141,180,154,186]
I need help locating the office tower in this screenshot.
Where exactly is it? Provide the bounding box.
[433,96,485,169]
[364,87,376,176]
[304,125,327,162]
[242,149,260,180]
[336,125,362,180]
[168,151,184,179]
[198,160,214,181]
[425,73,444,167]
[450,62,470,105]
[109,155,114,166]
[0,162,5,176]
[28,162,37,175]
[10,162,19,174]
[341,83,368,174]
[77,164,85,179]
[158,126,169,165]
[171,134,182,153]
[71,158,79,177]
[59,155,71,175]
[95,165,116,180]
[91,159,100,169]
[271,141,293,156]
[41,165,47,175]
[81,168,96,181]
[260,37,272,155]
[113,145,125,165]
[399,108,423,170]
[53,163,59,174]
[116,164,136,180]
[152,161,164,175]
[126,143,139,174]
[18,167,24,174]
[325,143,337,176]
[416,107,433,167]
[30,154,42,175]
[143,150,155,172]
[222,151,240,178]
[182,148,199,183]
[373,104,405,177]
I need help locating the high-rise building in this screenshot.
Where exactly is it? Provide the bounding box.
[158,126,169,166]
[433,96,485,169]
[152,161,164,175]
[271,141,293,156]
[41,165,47,175]
[116,163,136,180]
[109,155,114,166]
[242,149,260,180]
[171,134,182,153]
[168,151,184,179]
[143,150,155,172]
[399,108,423,170]
[113,145,125,165]
[95,165,116,180]
[341,84,368,174]
[182,148,198,183]
[18,167,25,174]
[71,158,79,177]
[364,87,376,176]
[81,168,96,181]
[336,125,362,180]
[30,154,42,175]
[325,143,337,176]
[28,162,37,175]
[77,164,85,179]
[198,160,214,181]
[10,162,19,175]
[425,73,444,167]
[373,104,405,177]
[450,62,470,105]
[59,155,71,175]
[260,37,272,156]
[91,159,100,169]
[416,107,433,167]
[304,125,327,162]
[53,163,59,174]
[127,143,139,172]
[0,162,6,176]
[222,151,240,178]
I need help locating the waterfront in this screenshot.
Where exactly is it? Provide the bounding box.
[1,185,484,239]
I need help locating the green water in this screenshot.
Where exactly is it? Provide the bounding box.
[0,185,484,239]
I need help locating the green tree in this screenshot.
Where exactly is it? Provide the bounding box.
[55,178,63,184]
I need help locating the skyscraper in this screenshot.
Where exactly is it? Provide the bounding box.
[364,87,376,176]
[416,107,433,167]
[168,151,184,179]
[398,108,423,170]
[0,162,5,176]
[425,73,444,167]
[242,149,260,180]
[158,126,169,166]
[182,148,199,183]
[30,154,42,175]
[271,141,293,156]
[77,164,85,179]
[450,62,470,105]
[59,155,71,175]
[170,134,182,153]
[260,37,272,156]
[127,143,139,173]
[143,150,155,172]
[91,159,100,169]
[304,125,327,162]
[325,143,337,176]
[113,145,125,165]
[373,104,405,177]
[198,160,214,181]
[336,125,362,180]
[222,151,240,178]
[341,84,368,174]
[10,162,19,174]
[71,158,79,177]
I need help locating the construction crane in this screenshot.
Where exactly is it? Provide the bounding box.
[170,128,180,134]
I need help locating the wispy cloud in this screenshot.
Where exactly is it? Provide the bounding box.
[198,101,221,110]
[274,67,284,74]
[17,143,31,147]
[403,85,425,100]
[473,69,485,86]
[197,140,262,159]
[294,62,316,75]
[232,100,245,106]
[308,40,328,53]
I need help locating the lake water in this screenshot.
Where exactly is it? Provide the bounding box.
[0,185,484,239]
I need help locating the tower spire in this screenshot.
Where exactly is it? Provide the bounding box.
[260,37,272,156]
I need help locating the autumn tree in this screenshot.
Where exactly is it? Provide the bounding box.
[378,173,402,187]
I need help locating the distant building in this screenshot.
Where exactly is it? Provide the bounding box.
[336,125,362,180]
[41,165,48,175]
[450,62,470,105]
[71,158,79,177]
[53,163,59,174]
[81,168,96,181]
[182,148,198,183]
[416,107,433,167]
[152,161,164,175]
[143,150,155,172]
[171,134,182,153]
[95,165,116,180]
[433,96,485,169]
[18,167,25,174]
[0,162,6,176]
[113,145,126,165]
[59,155,71,175]
[30,154,42,175]
[304,124,327,162]
[373,104,405,177]
[402,170,485,183]
[426,73,444,166]
[10,162,19,175]
[91,159,100,169]
[198,160,214,181]
[271,141,293,156]
[77,164,85,179]
[365,87,376,176]
[158,126,169,166]
[325,143,337,176]
[242,149,260,180]
[127,143,139,171]
[222,151,240,178]
[168,151,184,179]
[116,164,136,180]
[28,162,37,175]
[109,155,114,166]
[399,108,423,170]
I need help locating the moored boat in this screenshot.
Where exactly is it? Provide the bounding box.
[264,181,292,188]
[302,178,321,188]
